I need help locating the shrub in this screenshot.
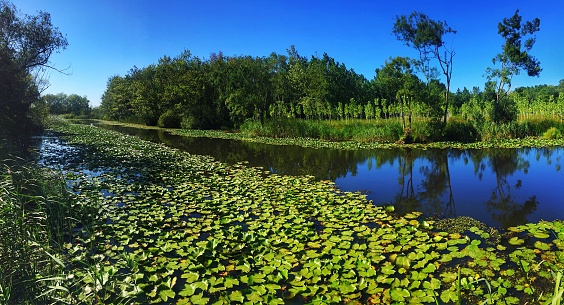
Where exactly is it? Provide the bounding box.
[157,110,181,128]
[443,120,479,142]
[543,127,562,139]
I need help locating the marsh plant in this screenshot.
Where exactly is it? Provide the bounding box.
[0,160,73,304]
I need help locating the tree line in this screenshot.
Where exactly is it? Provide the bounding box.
[99,48,458,130]
[99,10,548,133]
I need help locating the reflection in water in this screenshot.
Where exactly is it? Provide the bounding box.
[89,122,564,229]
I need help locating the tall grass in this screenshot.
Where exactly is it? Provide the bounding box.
[240,117,564,144]
[0,158,85,304]
[240,118,403,142]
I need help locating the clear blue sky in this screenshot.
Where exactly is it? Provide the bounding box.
[14,0,564,107]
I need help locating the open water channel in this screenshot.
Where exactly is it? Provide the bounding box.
[69,122,564,229]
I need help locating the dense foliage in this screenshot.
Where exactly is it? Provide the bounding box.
[41,93,91,116]
[0,1,67,132]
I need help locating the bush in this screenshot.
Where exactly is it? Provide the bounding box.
[157,110,181,128]
[443,120,479,143]
[543,127,562,139]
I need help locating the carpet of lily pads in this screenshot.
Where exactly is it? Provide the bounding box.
[48,121,564,304]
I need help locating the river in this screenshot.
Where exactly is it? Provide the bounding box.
[68,122,564,229]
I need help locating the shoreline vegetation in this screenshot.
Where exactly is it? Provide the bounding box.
[80,118,564,150]
[2,118,564,304]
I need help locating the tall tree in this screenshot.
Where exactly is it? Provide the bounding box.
[392,11,456,123]
[485,10,541,123]
[375,56,422,129]
[0,0,67,129]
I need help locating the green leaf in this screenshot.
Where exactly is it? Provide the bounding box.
[534,241,550,251]
[339,282,356,294]
[224,277,239,289]
[230,290,245,303]
[191,293,210,305]
[181,271,199,283]
[440,289,458,303]
[179,284,195,297]
[422,263,437,274]
[390,288,410,302]
[508,237,524,246]
[423,278,441,290]
[158,289,175,302]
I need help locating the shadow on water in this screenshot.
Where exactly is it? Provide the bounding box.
[78,121,564,229]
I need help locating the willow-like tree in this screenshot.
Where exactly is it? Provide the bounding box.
[485,10,541,123]
[0,1,67,129]
[392,11,456,123]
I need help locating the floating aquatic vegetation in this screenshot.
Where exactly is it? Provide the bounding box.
[47,121,564,304]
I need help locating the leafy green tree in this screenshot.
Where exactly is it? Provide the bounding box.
[393,11,456,123]
[485,10,541,123]
[375,57,423,129]
[100,75,136,121]
[0,0,67,129]
[43,93,90,116]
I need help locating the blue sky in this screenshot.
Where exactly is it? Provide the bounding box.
[14,0,564,107]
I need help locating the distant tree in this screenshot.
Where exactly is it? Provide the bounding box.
[393,11,456,123]
[485,10,541,123]
[0,0,68,129]
[42,93,90,115]
[375,56,422,129]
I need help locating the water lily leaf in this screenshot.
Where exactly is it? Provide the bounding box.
[158,289,175,303]
[508,237,525,246]
[440,289,458,303]
[339,282,356,294]
[265,283,280,293]
[247,292,263,302]
[423,278,441,290]
[224,277,239,289]
[395,256,410,270]
[534,241,550,251]
[191,293,210,305]
[307,241,321,248]
[230,290,244,303]
[533,232,550,239]
[390,288,410,302]
[380,264,396,276]
[421,263,436,274]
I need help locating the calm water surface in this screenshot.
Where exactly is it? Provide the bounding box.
[86,122,564,229]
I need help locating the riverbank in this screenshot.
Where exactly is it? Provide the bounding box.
[78,119,564,150]
[18,118,561,304]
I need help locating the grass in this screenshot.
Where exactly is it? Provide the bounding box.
[0,159,71,304]
[0,135,107,304]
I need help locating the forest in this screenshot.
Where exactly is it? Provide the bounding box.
[96,11,564,143]
[97,46,564,141]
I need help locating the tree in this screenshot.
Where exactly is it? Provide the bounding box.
[375,57,422,129]
[0,1,68,129]
[42,93,90,115]
[392,11,456,123]
[485,10,541,123]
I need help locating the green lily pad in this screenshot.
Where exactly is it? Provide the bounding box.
[508,237,525,246]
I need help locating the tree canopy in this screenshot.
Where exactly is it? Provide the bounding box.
[486,10,542,123]
[0,0,67,130]
[392,11,456,123]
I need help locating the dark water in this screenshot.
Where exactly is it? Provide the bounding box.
[82,122,564,229]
